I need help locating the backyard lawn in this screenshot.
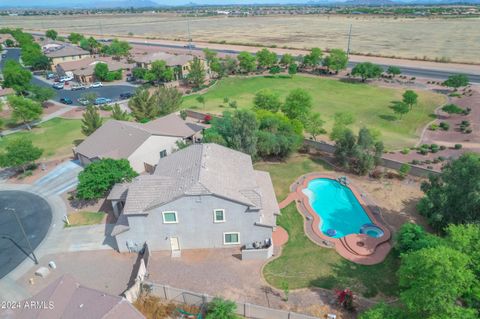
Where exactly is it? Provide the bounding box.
[66,211,106,227]
[263,203,400,298]
[0,118,83,159]
[255,154,400,298]
[183,75,445,149]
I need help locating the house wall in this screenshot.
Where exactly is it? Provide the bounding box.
[50,54,91,69]
[127,135,181,173]
[115,195,273,253]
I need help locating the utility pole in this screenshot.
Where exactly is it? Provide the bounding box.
[4,207,38,265]
[346,24,352,57]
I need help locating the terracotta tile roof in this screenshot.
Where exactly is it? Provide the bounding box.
[45,44,90,58]
[8,274,145,319]
[133,52,193,66]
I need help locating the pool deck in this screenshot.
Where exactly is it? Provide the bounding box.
[279,173,392,265]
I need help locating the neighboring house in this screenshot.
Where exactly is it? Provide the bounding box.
[73,114,203,173]
[5,274,145,319]
[133,51,209,81]
[56,56,135,83]
[0,87,14,102]
[44,44,91,69]
[108,143,280,256]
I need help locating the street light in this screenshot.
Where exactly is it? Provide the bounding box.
[4,207,38,265]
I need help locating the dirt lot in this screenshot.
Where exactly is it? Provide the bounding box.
[2,14,480,63]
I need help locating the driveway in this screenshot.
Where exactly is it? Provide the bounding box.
[30,160,83,197]
[1,48,137,106]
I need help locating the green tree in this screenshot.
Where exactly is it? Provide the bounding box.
[2,60,32,92]
[237,51,256,74]
[203,110,258,156]
[279,54,294,67]
[30,54,50,70]
[256,48,277,69]
[418,153,480,231]
[128,89,157,121]
[390,101,410,119]
[132,67,148,80]
[206,297,237,319]
[443,74,469,89]
[402,90,418,110]
[253,89,281,113]
[154,87,183,116]
[45,29,58,40]
[203,48,218,65]
[8,95,43,130]
[256,110,303,159]
[146,60,173,84]
[322,48,348,73]
[80,36,101,53]
[351,62,383,82]
[94,62,109,81]
[68,32,84,44]
[0,137,43,173]
[399,246,476,318]
[187,57,206,88]
[330,111,355,141]
[334,129,357,170]
[398,163,411,179]
[111,103,129,121]
[29,85,55,103]
[288,63,297,76]
[81,105,103,136]
[395,223,442,254]
[103,39,131,59]
[303,47,322,68]
[76,158,138,200]
[386,66,401,77]
[281,88,312,122]
[304,112,325,141]
[4,39,14,47]
[442,103,464,114]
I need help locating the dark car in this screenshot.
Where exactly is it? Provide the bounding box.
[120,92,133,100]
[60,98,73,105]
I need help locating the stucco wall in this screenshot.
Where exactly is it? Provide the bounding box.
[116,195,273,252]
[50,54,91,68]
[127,135,181,173]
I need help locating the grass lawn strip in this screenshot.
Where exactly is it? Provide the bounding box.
[66,211,105,227]
[183,75,445,149]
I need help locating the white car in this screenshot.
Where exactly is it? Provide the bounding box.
[59,75,74,82]
[89,82,103,88]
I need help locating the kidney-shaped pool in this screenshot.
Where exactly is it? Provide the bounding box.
[302,178,384,239]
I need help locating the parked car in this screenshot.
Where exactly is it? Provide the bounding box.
[120,92,133,100]
[77,98,90,106]
[52,82,64,90]
[89,82,103,88]
[94,97,112,105]
[71,84,86,91]
[60,98,73,105]
[46,72,56,80]
[59,75,74,83]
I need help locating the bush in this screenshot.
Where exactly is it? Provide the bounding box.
[430,144,439,153]
[179,110,187,120]
[401,148,410,155]
[411,159,420,165]
[429,123,438,131]
[438,156,446,161]
[454,144,462,149]
[206,298,237,319]
[442,104,464,114]
[419,148,429,155]
[440,145,446,150]
[398,163,411,179]
[439,122,450,131]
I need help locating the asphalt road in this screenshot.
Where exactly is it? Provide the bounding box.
[126,40,480,84]
[0,191,52,279]
[0,48,136,105]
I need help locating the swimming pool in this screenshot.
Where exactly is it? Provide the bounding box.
[303,178,380,238]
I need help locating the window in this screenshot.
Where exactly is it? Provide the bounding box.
[160,150,167,158]
[162,211,178,224]
[223,232,240,245]
[214,209,225,223]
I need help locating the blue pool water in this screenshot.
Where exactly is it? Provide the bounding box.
[303,178,374,238]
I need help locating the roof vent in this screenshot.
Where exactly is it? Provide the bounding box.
[79,304,84,308]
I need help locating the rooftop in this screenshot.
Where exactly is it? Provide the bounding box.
[44,44,90,58]
[133,51,194,66]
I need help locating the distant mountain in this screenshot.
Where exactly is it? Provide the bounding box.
[76,0,161,8]
[342,0,396,5]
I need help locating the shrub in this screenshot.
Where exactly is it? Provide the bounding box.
[411,159,420,165]
[461,120,470,126]
[429,123,438,131]
[179,110,187,120]
[438,156,446,161]
[442,104,464,114]
[204,114,212,124]
[206,298,237,319]
[419,148,429,155]
[439,122,450,131]
[401,148,410,155]
[432,158,440,164]
[229,100,238,108]
[430,144,439,153]
[398,163,411,179]
[454,144,462,149]
[440,145,446,150]
[464,128,472,134]
[425,160,432,164]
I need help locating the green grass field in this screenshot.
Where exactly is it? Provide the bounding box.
[0,118,83,159]
[66,211,106,227]
[183,75,445,149]
[255,154,399,298]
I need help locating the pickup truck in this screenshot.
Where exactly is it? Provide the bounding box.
[71,84,87,91]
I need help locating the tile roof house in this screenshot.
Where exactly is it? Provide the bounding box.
[44,43,91,69]
[73,114,204,173]
[56,56,135,83]
[4,274,145,319]
[108,143,280,256]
